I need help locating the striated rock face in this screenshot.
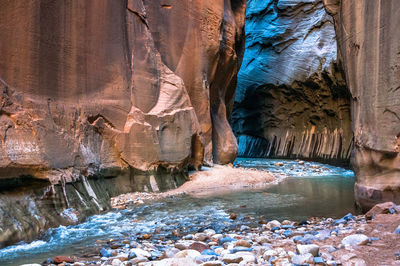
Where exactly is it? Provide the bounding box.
[232,0,352,165]
[326,0,400,210]
[0,0,245,246]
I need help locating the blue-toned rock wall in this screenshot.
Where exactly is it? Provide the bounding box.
[232,0,352,165]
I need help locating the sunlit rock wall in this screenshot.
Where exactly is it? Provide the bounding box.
[326,0,400,210]
[0,0,246,246]
[232,0,352,165]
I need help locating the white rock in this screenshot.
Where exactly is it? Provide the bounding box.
[266,220,281,230]
[341,234,369,246]
[296,244,319,257]
[174,249,201,259]
[288,251,296,258]
[234,251,256,263]
[112,259,121,266]
[130,248,151,258]
[291,253,314,265]
[203,229,216,237]
[222,253,244,264]
[165,247,180,258]
[263,249,278,260]
[256,236,271,244]
[210,234,223,242]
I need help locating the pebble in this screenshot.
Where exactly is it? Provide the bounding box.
[234,239,252,247]
[174,249,201,259]
[130,248,151,258]
[194,233,208,241]
[188,242,209,253]
[221,253,243,263]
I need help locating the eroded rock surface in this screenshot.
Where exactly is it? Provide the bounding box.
[0,0,245,245]
[232,0,352,165]
[326,0,400,210]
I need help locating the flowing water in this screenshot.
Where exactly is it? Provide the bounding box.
[0,158,357,265]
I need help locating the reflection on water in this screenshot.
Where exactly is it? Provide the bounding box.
[0,158,356,266]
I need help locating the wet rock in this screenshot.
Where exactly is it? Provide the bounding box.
[141,234,151,240]
[230,213,237,220]
[291,253,314,265]
[100,248,113,258]
[221,253,243,264]
[188,242,209,253]
[266,220,281,230]
[335,213,355,225]
[341,234,369,246]
[296,244,319,257]
[53,256,75,264]
[174,249,201,259]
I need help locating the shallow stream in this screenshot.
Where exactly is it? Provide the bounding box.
[0,158,357,265]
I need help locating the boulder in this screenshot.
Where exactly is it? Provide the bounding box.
[365,202,396,219]
[341,234,370,246]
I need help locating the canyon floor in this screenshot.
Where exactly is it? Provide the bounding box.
[4,160,397,266]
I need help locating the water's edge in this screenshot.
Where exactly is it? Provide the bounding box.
[0,167,188,248]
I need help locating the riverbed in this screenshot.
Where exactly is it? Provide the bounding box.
[0,158,357,265]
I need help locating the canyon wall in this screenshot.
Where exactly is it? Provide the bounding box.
[0,0,245,246]
[326,0,400,210]
[232,0,353,165]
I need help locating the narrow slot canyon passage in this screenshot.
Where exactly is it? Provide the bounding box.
[1,0,400,265]
[230,0,353,167]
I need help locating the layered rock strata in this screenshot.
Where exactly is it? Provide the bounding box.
[325,0,400,210]
[0,0,245,245]
[232,0,352,165]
